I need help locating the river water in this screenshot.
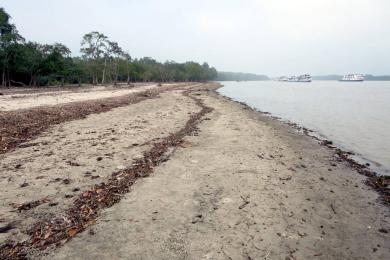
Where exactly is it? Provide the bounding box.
[218,81,390,175]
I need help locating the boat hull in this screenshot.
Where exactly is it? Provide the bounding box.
[341,74,365,81]
[339,79,364,82]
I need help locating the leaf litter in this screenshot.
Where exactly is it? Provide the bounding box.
[0,90,213,259]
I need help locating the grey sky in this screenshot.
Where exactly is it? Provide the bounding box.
[2,0,390,76]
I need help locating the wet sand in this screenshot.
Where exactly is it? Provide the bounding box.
[0,83,389,259]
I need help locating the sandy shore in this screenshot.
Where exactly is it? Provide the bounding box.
[0,83,389,259]
[0,84,160,111]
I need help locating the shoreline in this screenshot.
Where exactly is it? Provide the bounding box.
[216,91,390,207]
[217,80,390,177]
[0,83,389,259]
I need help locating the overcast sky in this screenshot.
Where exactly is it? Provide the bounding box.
[2,0,390,76]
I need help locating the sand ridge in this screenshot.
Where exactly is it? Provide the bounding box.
[0,84,158,111]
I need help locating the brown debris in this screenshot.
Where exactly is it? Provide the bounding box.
[0,89,166,155]
[332,148,390,205]
[11,198,51,212]
[19,182,29,188]
[0,91,213,259]
[62,179,71,185]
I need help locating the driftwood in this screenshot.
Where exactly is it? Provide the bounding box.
[9,80,26,86]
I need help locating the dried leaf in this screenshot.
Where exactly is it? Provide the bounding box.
[67,227,79,237]
[44,231,52,240]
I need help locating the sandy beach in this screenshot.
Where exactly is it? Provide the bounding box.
[0,83,389,259]
[0,84,161,111]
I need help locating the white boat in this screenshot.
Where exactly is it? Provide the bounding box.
[278,76,288,81]
[285,75,311,82]
[288,76,298,82]
[297,74,312,82]
[340,74,364,82]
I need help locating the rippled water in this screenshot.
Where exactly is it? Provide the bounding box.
[218,81,390,175]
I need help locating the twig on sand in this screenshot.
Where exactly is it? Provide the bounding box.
[221,247,233,260]
[239,195,250,209]
[0,223,16,233]
[330,203,337,214]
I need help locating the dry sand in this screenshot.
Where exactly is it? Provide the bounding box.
[0,83,389,259]
[0,84,157,111]
[0,87,200,245]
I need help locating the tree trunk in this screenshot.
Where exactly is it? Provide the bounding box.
[29,72,33,87]
[126,61,130,85]
[1,68,5,88]
[92,74,95,85]
[102,58,107,85]
[2,54,8,88]
[7,70,11,87]
[92,59,98,85]
[33,75,37,87]
[114,63,118,86]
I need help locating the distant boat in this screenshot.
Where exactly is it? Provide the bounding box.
[277,75,312,82]
[297,74,312,82]
[340,74,364,82]
[278,76,288,81]
[288,76,298,82]
[282,75,311,82]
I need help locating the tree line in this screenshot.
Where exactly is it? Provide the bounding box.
[0,8,217,87]
[216,71,269,81]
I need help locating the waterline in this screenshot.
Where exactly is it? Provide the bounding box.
[218,81,390,175]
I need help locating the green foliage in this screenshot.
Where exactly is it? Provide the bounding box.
[0,7,13,36]
[0,8,217,87]
[1,7,25,86]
